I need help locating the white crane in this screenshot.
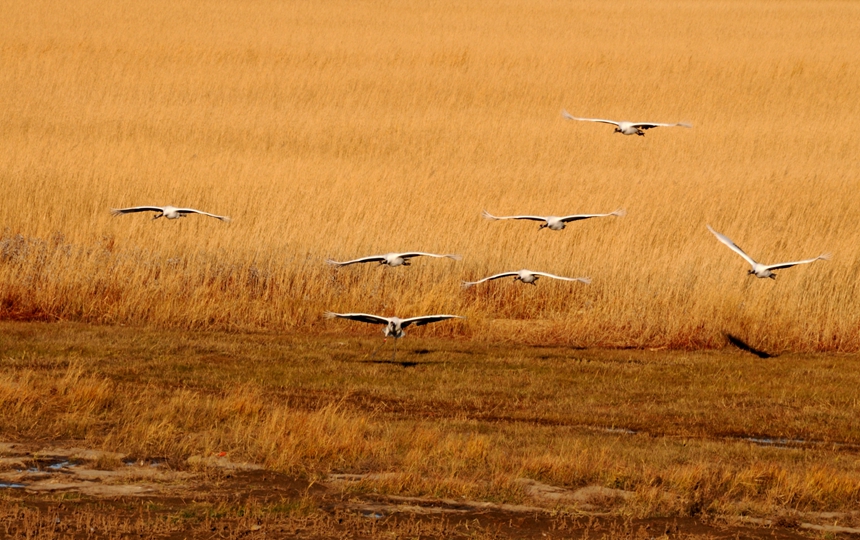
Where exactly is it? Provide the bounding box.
[462,270,591,288]
[706,225,830,279]
[562,110,691,136]
[482,209,624,230]
[324,312,465,361]
[326,252,462,268]
[110,206,230,222]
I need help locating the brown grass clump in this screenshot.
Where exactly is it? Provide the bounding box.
[1,0,860,350]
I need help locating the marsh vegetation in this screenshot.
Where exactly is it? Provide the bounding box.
[2,0,859,350]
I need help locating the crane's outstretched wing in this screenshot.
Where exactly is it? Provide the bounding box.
[397,252,462,261]
[110,206,163,216]
[324,312,391,325]
[707,225,758,268]
[175,208,231,222]
[561,110,621,126]
[764,254,830,272]
[559,209,625,223]
[482,210,547,222]
[326,255,387,267]
[532,272,591,284]
[461,272,519,288]
[400,315,465,328]
[631,122,692,130]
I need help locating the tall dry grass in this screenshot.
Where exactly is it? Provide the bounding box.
[1,0,859,350]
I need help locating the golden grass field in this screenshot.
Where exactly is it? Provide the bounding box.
[2,0,860,351]
[5,5,860,536]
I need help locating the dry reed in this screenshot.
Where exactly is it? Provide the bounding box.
[1,0,859,350]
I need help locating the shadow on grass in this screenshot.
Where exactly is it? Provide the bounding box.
[726,334,774,359]
[364,359,422,368]
[342,357,446,368]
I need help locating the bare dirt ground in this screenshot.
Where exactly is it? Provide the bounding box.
[1,442,855,539]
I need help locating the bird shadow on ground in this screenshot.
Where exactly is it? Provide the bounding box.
[364,359,422,368]
[342,357,447,368]
[725,334,774,359]
[410,347,479,356]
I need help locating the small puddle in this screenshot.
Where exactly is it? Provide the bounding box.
[0,483,26,489]
[727,435,860,452]
[577,424,859,453]
[600,427,637,435]
[567,424,639,436]
[744,437,808,448]
[20,459,78,473]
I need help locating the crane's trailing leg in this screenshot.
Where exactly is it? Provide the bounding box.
[369,338,387,361]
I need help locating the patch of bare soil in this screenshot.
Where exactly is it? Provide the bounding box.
[0,443,857,539]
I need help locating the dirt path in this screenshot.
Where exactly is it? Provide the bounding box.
[2,443,856,539]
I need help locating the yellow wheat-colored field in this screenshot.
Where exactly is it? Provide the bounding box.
[2,0,859,350]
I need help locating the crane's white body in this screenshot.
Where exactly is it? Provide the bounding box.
[326,252,461,267]
[111,205,230,222]
[562,110,691,136]
[325,312,464,338]
[707,225,830,279]
[482,209,624,230]
[324,312,464,361]
[462,270,591,288]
